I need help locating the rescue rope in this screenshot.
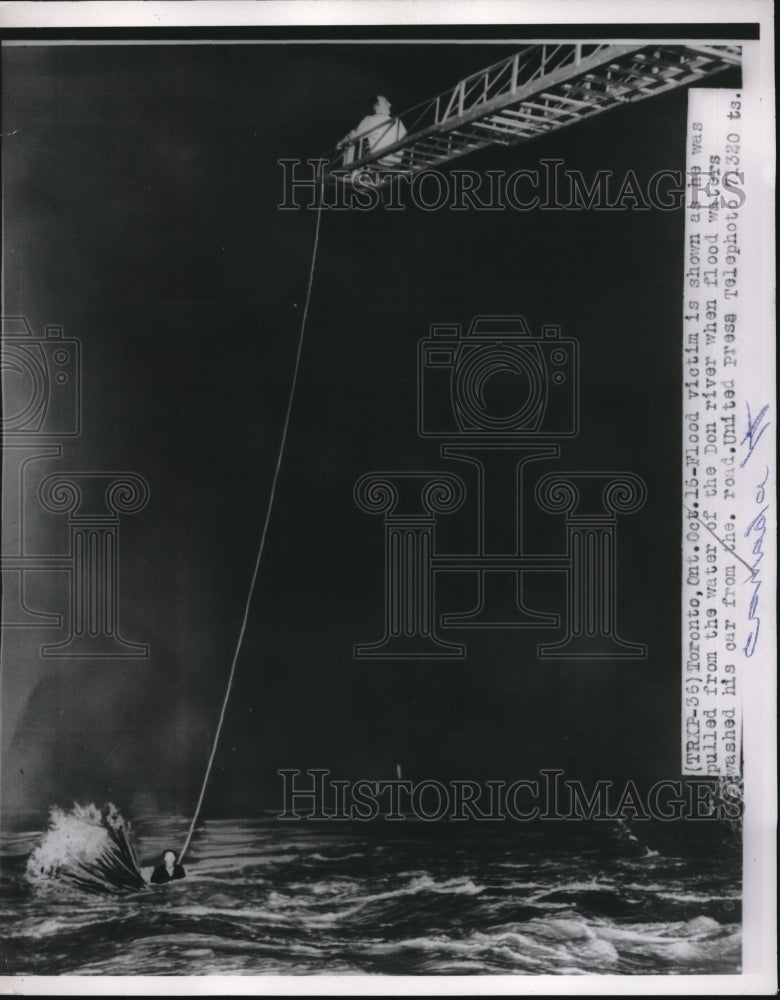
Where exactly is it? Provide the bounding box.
[179,171,325,864]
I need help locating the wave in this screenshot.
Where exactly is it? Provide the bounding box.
[25,803,147,894]
[359,915,620,973]
[3,814,742,975]
[357,911,737,974]
[309,851,366,862]
[594,915,741,968]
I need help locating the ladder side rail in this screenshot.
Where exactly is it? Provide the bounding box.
[323,44,738,179]
[326,43,643,174]
[682,44,742,64]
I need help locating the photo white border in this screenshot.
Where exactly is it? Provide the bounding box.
[0,1,775,995]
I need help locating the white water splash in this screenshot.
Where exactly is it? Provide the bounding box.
[26,803,147,893]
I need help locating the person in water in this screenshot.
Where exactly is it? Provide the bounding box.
[150,849,186,884]
[338,94,407,167]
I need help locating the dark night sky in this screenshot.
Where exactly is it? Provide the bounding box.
[1,40,740,820]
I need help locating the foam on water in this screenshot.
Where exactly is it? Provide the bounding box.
[25,803,147,894]
[3,813,742,976]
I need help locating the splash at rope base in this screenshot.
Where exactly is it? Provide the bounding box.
[26,803,147,894]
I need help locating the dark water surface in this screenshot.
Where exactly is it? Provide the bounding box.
[1,815,741,975]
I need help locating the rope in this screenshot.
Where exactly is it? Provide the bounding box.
[179,172,325,864]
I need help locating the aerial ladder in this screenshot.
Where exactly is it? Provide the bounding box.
[322,42,741,187]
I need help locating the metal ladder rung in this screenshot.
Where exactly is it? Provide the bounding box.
[421,133,486,153]
[426,130,482,149]
[413,133,465,152]
[564,74,630,94]
[488,111,538,127]
[512,104,581,125]
[541,90,599,109]
[558,82,605,100]
[608,66,670,85]
[683,44,741,64]
[500,106,570,128]
[427,135,484,155]
[406,147,445,164]
[410,139,453,156]
[633,52,701,73]
[471,117,529,136]
[632,69,716,96]
[521,98,584,116]
[447,130,506,148]
[486,115,542,136]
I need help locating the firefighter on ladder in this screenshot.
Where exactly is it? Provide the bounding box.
[337,95,407,178]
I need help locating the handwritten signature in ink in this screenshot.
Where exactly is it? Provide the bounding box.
[739,401,770,468]
[741,401,770,657]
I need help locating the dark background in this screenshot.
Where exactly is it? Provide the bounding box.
[1,39,740,821]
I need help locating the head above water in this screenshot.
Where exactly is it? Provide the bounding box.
[373,95,392,115]
[162,849,177,865]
